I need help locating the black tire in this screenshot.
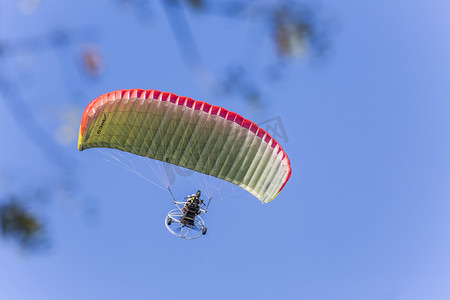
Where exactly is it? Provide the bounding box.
[196,190,201,198]
[202,227,207,235]
[167,218,172,225]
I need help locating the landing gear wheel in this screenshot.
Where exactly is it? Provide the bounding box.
[196,190,201,198]
[202,227,207,235]
[165,209,206,240]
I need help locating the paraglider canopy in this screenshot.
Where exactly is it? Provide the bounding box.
[78,89,291,203]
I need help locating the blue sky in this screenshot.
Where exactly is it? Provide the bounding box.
[1,0,450,299]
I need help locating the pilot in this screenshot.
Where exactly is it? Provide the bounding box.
[181,191,203,225]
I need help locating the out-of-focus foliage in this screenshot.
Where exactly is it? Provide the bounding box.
[273,6,311,58]
[0,0,333,252]
[270,3,332,59]
[177,0,333,59]
[0,200,45,251]
[160,0,334,109]
[187,0,203,9]
[79,44,104,78]
[220,66,262,111]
